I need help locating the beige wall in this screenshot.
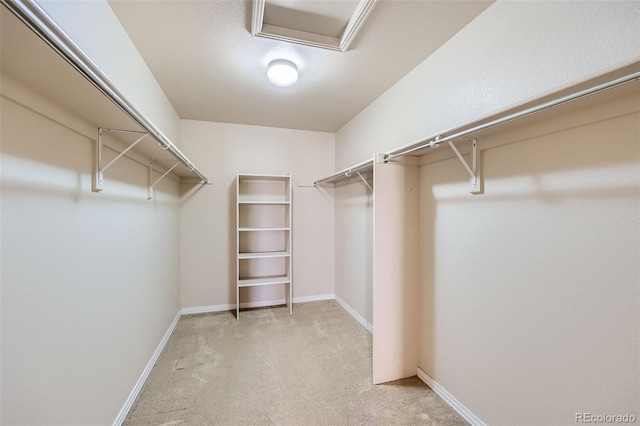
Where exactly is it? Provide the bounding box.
[333,1,640,422]
[333,0,639,341]
[1,76,182,424]
[418,84,639,424]
[37,0,182,143]
[179,120,335,309]
[336,1,640,169]
[334,179,373,325]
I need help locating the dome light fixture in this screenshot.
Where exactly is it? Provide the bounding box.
[267,59,298,87]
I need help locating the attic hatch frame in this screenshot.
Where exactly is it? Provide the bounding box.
[252,0,378,52]
[2,0,209,192]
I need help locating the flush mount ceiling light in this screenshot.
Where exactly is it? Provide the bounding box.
[267,59,298,86]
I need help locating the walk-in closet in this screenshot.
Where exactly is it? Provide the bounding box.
[2,1,638,425]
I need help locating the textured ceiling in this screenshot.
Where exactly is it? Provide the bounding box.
[108,0,493,133]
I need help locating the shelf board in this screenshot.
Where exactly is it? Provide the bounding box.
[238,174,290,181]
[238,227,290,232]
[238,251,290,259]
[238,200,290,205]
[238,276,291,287]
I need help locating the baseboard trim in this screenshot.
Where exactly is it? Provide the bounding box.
[180,294,337,316]
[416,367,485,426]
[113,310,181,426]
[181,304,234,315]
[241,298,286,309]
[334,295,373,334]
[294,293,335,303]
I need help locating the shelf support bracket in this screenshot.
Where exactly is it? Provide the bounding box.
[437,138,481,194]
[356,171,373,192]
[148,159,181,200]
[93,128,148,192]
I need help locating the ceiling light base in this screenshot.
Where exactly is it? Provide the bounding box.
[267,59,298,86]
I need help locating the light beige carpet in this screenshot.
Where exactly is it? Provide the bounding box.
[124,300,467,425]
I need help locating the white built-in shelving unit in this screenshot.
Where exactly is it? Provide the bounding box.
[236,173,292,318]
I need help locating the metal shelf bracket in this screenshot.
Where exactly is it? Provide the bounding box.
[93,128,148,192]
[436,137,481,194]
[147,158,181,200]
[313,158,374,187]
[356,171,373,192]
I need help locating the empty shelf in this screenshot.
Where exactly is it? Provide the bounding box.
[238,227,290,232]
[238,276,291,287]
[238,200,290,205]
[238,251,290,259]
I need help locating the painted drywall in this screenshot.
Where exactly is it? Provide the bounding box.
[179,120,335,309]
[0,75,182,424]
[332,0,639,422]
[36,0,182,144]
[334,179,373,325]
[418,83,639,424]
[336,1,640,169]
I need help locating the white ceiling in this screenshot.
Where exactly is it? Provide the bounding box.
[107,0,493,132]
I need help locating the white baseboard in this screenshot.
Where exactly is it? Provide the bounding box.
[416,367,485,426]
[241,298,286,309]
[334,295,373,334]
[181,304,234,315]
[294,293,335,303]
[113,310,181,426]
[180,294,337,316]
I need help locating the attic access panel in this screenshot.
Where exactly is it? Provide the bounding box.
[252,0,378,51]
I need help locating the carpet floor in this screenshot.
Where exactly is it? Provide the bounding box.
[123,300,467,425]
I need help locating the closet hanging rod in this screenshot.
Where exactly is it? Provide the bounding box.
[1,0,208,184]
[314,157,374,185]
[384,70,640,162]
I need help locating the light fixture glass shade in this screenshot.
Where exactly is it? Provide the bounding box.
[267,59,298,86]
